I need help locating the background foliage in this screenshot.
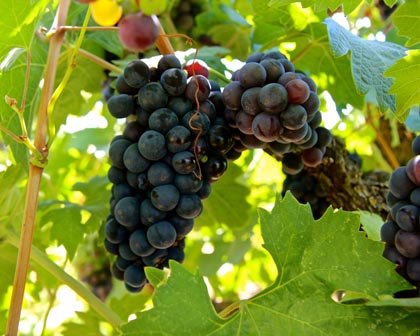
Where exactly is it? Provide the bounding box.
[1,0,420,335]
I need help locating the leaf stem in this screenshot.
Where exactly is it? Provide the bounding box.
[6,234,123,329]
[6,1,71,334]
[208,67,231,84]
[78,48,123,75]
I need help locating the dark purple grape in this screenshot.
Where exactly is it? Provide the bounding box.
[406,156,420,186]
[241,87,262,116]
[147,221,177,249]
[395,230,420,258]
[395,205,419,231]
[238,62,267,88]
[252,113,282,142]
[260,59,285,83]
[279,104,307,130]
[235,110,254,135]
[406,258,420,281]
[123,59,150,88]
[185,75,211,102]
[222,81,244,110]
[258,83,288,114]
[389,167,416,199]
[412,136,420,155]
[380,220,399,245]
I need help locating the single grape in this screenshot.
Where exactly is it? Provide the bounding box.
[412,136,420,155]
[147,162,175,186]
[129,229,156,257]
[150,184,180,211]
[279,104,307,130]
[166,125,192,153]
[118,242,138,261]
[202,154,227,181]
[104,239,119,255]
[160,68,188,96]
[107,94,134,119]
[147,221,177,249]
[157,55,182,73]
[137,82,168,112]
[278,72,301,86]
[395,230,420,258]
[207,124,234,154]
[389,167,416,199]
[222,81,244,110]
[140,199,167,226]
[302,92,320,116]
[301,147,323,167]
[115,74,139,95]
[236,110,254,135]
[285,79,311,104]
[138,130,167,161]
[258,83,288,114]
[105,217,128,244]
[124,264,147,288]
[123,59,150,88]
[118,12,159,52]
[406,258,420,282]
[174,173,203,193]
[395,205,419,232]
[167,96,193,118]
[109,139,132,169]
[406,155,420,186]
[280,123,309,143]
[184,59,209,78]
[123,121,145,142]
[410,188,420,207]
[172,151,196,174]
[380,220,399,245]
[175,194,203,219]
[142,248,168,267]
[260,59,285,83]
[185,75,211,102]
[282,152,304,175]
[148,108,179,134]
[123,143,150,173]
[238,62,267,88]
[114,196,141,228]
[108,166,126,184]
[91,0,123,26]
[252,113,282,142]
[241,87,262,116]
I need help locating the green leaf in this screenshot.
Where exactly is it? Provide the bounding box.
[292,22,364,110]
[121,193,419,335]
[266,0,362,16]
[325,17,407,113]
[42,205,84,260]
[355,210,383,242]
[196,162,252,229]
[392,1,420,47]
[139,0,169,16]
[384,49,420,121]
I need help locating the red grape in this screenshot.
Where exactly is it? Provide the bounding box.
[118,13,159,52]
[285,78,311,104]
[184,60,209,78]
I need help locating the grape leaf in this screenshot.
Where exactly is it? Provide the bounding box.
[139,0,168,16]
[121,193,419,335]
[42,205,84,260]
[0,0,50,167]
[392,1,420,47]
[384,49,420,122]
[325,17,407,113]
[265,0,362,16]
[355,210,383,242]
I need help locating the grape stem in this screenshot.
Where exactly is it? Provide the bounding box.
[78,48,123,75]
[208,67,231,84]
[6,234,123,329]
[156,18,175,55]
[6,0,71,334]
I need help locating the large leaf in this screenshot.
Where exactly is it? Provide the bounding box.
[120,193,419,335]
[325,17,407,114]
[265,0,363,16]
[392,1,420,47]
[384,49,420,122]
[0,0,51,167]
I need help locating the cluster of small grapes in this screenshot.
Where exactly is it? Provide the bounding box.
[171,0,206,34]
[381,136,420,287]
[282,171,330,219]
[222,51,332,173]
[103,55,234,292]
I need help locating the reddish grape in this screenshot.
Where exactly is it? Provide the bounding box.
[184,60,209,78]
[301,147,323,167]
[285,79,311,104]
[406,155,420,186]
[118,13,159,52]
[395,230,420,258]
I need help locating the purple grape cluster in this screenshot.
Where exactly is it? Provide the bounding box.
[381,135,420,286]
[104,55,234,292]
[222,51,332,174]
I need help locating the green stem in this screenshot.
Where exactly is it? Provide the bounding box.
[47,6,92,147]
[78,48,123,75]
[208,67,231,84]
[6,235,123,329]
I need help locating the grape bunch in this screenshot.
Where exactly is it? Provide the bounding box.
[381,135,420,287]
[222,51,332,174]
[103,55,234,292]
[282,170,330,219]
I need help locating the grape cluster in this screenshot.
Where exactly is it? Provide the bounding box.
[222,51,332,174]
[381,135,420,286]
[104,55,234,292]
[282,170,330,219]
